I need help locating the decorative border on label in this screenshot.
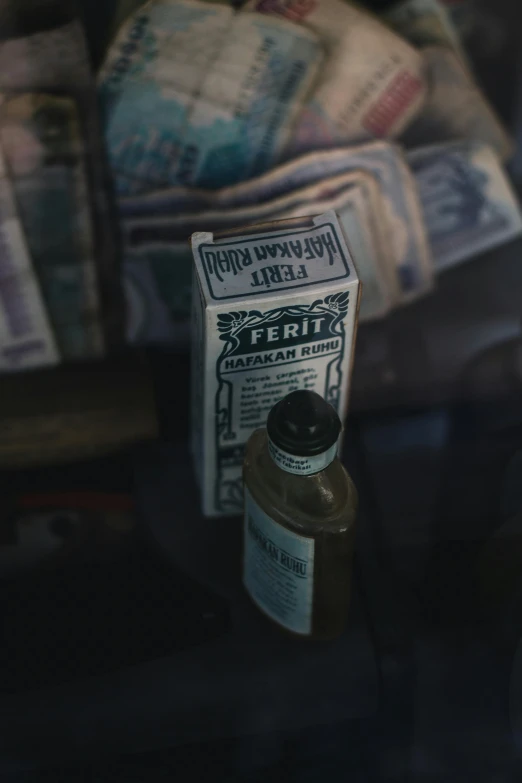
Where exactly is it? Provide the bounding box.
[214,291,349,512]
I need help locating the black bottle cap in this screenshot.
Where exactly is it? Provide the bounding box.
[267,390,342,458]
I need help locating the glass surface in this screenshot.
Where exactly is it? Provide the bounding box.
[3,1,522,779]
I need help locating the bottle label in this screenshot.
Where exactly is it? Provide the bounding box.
[243,488,315,635]
[268,437,338,476]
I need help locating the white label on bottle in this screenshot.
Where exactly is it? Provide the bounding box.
[268,437,338,476]
[243,488,315,635]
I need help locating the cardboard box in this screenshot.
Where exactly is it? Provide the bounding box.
[191,211,360,517]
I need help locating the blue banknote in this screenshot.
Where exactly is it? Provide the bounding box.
[409,141,522,271]
[99,0,322,195]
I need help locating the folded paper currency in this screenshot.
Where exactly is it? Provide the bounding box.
[409,141,522,271]
[246,0,426,152]
[0,93,104,360]
[123,169,376,241]
[401,46,514,162]
[275,176,401,321]
[385,0,467,60]
[123,174,376,341]
[123,136,522,339]
[124,169,403,322]
[0,18,124,356]
[99,0,323,194]
[0,144,59,372]
[122,141,433,303]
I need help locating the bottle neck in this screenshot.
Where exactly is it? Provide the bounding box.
[268,436,338,476]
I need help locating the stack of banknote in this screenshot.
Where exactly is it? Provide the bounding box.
[0,10,123,373]
[96,0,517,344]
[2,0,519,365]
[94,0,522,345]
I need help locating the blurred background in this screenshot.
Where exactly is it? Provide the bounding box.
[2,0,522,781]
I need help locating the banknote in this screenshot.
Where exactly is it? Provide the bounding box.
[121,141,433,301]
[98,0,323,195]
[345,173,403,312]
[408,141,522,271]
[246,0,426,152]
[124,169,404,324]
[276,178,399,321]
[122,169,377,242]
[0,144,59,371]
[124,243,193,344]
[220,141,433,302]
[401,46,514,162]
[119,182,216,218]
[125,177,398,326]
[0,93,104,360]
[0,19,125,354]
[385,0,467,60]
[119,184,215,218]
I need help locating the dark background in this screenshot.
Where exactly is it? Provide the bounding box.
[2,1,522,781]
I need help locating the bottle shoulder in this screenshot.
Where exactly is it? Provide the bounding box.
[243,429,358,535]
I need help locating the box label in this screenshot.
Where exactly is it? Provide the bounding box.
[197,220,352,300]
[243,488,315,635]
[215,291,350,512]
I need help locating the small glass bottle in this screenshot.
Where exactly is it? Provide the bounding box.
[242,390,358,640]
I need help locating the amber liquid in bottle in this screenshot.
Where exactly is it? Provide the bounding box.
[242,391,358,640]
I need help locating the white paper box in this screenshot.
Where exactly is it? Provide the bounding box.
[191,211,360,517]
